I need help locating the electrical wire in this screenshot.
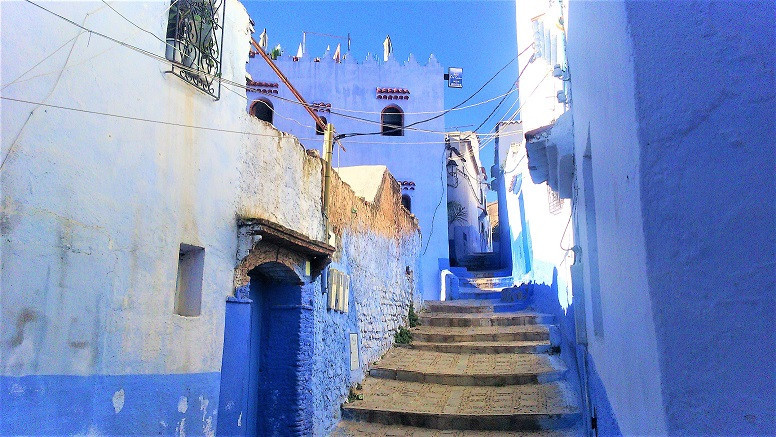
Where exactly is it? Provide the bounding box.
[329,87,518,116]
[1,34,81,90]
[472,59,532,134]
[1,96,309,139]
[23,0,533,143]
[477,70,552,151]
[335,54,521,140]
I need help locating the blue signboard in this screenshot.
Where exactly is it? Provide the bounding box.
[448,67,463,88]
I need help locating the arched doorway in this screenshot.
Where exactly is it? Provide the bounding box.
[217,218,333,436]
[217,261,307,436]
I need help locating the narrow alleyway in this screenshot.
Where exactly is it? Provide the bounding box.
[334,276,581,436]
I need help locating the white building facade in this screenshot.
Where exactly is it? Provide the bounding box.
[0,1,422,435]
[445,131,491,266]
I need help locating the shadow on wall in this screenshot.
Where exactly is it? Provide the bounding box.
[530,267,622,436]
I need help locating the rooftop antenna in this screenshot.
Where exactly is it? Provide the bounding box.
[302,31,351,57]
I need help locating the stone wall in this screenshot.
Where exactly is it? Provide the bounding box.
[310,166,421,435]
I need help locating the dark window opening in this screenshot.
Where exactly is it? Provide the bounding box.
[251,99,273,124]
[381,106,404,136]
[316,116,328,135]
[401,194,412,212]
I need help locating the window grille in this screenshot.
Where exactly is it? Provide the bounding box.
[548,185,564,214]
[165,0,226,99]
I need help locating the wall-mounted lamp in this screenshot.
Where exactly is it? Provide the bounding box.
[552,64,570,81]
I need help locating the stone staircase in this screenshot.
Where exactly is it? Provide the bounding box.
[335,278,581,436]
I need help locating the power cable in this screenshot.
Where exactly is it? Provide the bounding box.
[477,70,552,151]
[23,0,531,142]
[1,34,81,90]
[473,59,532,134]
[335,53,522,140]
[0,96,312,139]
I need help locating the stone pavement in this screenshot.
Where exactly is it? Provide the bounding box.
[338,277,581,435]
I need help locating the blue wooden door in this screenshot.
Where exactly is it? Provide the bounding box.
[216,292,261,436]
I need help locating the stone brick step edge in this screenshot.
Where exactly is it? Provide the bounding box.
[412,328,552,343]
[332,420,582,437]
[418,313,554,328]
[341,408,581,432]
[368,366,567,386]
[424,301,527,314]
[455,290,503,301]
[410,340,559,355]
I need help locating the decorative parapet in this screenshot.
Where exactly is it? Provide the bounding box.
[377,87,410,100]
[246,79,279,94]
[310,102,332,113]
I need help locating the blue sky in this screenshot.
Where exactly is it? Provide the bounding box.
[243,0,519,182]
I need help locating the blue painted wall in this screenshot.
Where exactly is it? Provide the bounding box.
[627,2,776,434]
[529,265,622,437]
[217,297,252,436]
[1,373,220,435]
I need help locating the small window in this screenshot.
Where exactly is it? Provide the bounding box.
[401,194,412,212]
[381,106,404,136]
[250,99,273,124]
[315,116,328,135]
[175,243,205,317]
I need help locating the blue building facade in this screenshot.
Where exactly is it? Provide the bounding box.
[504,0,776,435]
[245,49,449,303]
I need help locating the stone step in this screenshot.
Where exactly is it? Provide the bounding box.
[425,300,525,314]
[370,348,566,386]
[456,288,503,300]
[342,379,580,431]
[462,276,515,288]
[412,325,553,344]
[419,311,553,328]
[333,420,581,436]
[411,340,556,355]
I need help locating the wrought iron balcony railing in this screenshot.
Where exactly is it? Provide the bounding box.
[164,0,226,99]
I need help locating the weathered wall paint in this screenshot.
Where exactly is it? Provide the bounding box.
[311,167,421,436]
[1,373,220,435]
[0,1,420,435]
